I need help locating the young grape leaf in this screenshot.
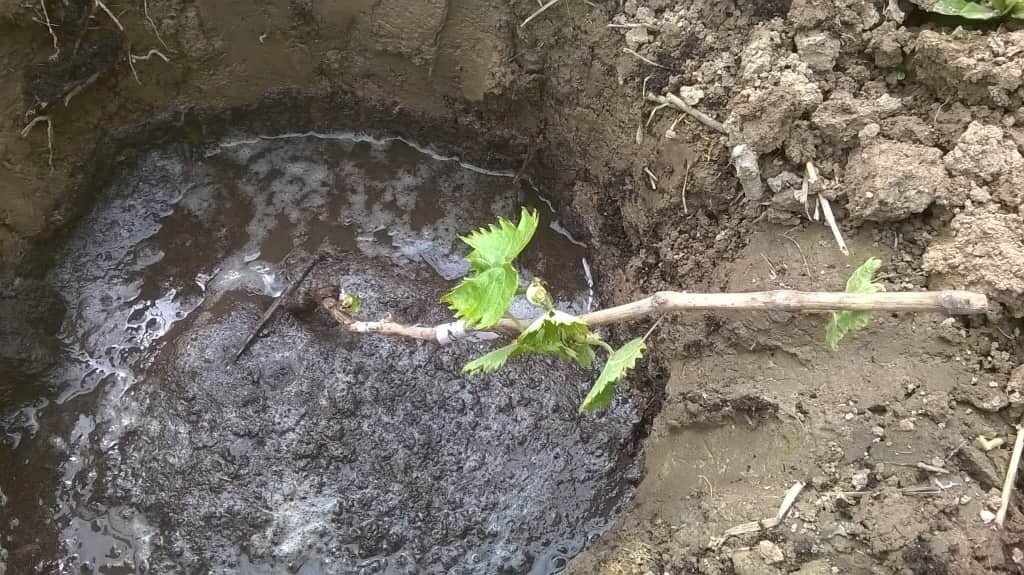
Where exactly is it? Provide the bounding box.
[928,0,1001,18]
[461,207,540,272]
[441,264,518,328]
[825,257,885,351]
[462,311,596,375]
[463,342,520,375]
[580,338,646,413]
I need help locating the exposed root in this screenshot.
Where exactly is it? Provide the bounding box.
[520,0,563,28]
[623,47,670,70]
[40,0,60,61]
[94,0,124,31]
[645,92,729,136]
[128,48,171,84]
[63,71,101,107]
[143,0,171,52]
[20,115,54,171]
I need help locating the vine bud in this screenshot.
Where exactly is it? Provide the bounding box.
[526,278,550,308]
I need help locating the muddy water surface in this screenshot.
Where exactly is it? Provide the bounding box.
[0,134,643,574]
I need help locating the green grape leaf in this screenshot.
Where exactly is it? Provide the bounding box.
[580,338,646,413]
[462,311,596,375]
[928,0,1001,18]
[569,342,596,368]
[825,257,885,351]
[517,311,595,365]
[463,342,520,375]
[441,264,518,328]
[461,207,540,272]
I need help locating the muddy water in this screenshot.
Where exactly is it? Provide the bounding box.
[0,134,642,574]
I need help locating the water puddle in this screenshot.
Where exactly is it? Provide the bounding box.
[0,133,640,574]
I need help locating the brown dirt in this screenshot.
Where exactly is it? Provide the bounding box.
[2,0,1024,573]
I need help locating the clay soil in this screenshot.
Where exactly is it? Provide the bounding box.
[2,0,1024,574]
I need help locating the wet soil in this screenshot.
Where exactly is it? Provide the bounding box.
[2,129,645,574]
[3,0,1024,574]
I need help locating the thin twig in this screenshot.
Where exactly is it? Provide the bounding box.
[234,256,319,362]
[143,0,171,52]
[520,0,562,28]
[996,425,1024,528]
[646,92,729,135]
[40,0,60,61]
[94,0,124,31]
[623,47,670,70]
[21,115,54,171]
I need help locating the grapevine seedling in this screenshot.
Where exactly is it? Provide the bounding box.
[320,209,982,413]
[443,208,647,412]
[442,212,900,411]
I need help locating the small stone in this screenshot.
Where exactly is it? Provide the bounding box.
[1013,547,1023,565]
[956,446,1003,489]
[732,550,782,575]
[795,31,841,72]
[794,560,832,575]
[980,509,996,524]
[871,426,885,437]
[851,469,870,490]
[758,540,785,565]
[625,26,650,48]
[859,123,881,141]
[844,412,855,421]
[952,384,1009,413]
[898,418,915,431]
[678,86,705,106]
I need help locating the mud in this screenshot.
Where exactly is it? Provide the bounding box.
[2,129,642,573]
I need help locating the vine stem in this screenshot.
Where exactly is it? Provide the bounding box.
[319,289,988,345]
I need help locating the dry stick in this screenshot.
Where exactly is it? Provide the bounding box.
[996,424,1024,528]
[40,0,60,61]
[234,256,319,362]
[320,289,989,344]
[645,92,729,135]
[143,0,170,52]
[520,0,562,27]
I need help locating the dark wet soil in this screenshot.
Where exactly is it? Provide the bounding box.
[0,133,643,574]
